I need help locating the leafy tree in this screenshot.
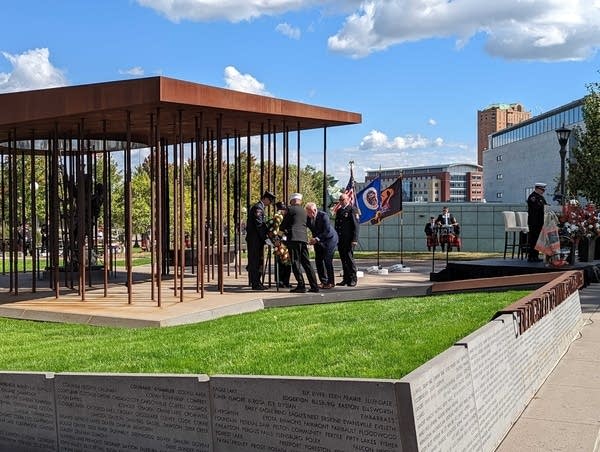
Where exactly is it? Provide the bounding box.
[131,166,151,236]
[0,155,47,230]
[567,80,600,203]
[96,155,124,233]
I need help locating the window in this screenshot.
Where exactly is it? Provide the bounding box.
[496,192,503,198]
[496,155,503,161]
[496,174,503,180]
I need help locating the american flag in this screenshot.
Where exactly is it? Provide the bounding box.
[331,169,356,214]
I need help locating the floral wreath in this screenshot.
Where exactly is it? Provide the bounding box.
[559,199,600,241]
[547,199,600,268]
[266,212,291,265]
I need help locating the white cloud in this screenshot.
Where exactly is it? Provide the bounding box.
[359,129,446,151]
[0,48,67,93]
[302,129,474,185]
[136,0,599,61]
[136,0,362,22]
[328,0,600,61]
[119,66,145,76]
[331,129,474,182]
[137,0,319,22]
[276,22,301,39]
[224,66,272,96]
[428,118,437,126]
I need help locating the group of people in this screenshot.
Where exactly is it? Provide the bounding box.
[245,191,359,292]
[424,206,461,252]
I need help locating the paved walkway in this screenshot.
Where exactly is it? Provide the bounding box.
[496,283,600,452]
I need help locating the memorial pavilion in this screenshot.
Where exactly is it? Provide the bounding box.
[0,76,361,305]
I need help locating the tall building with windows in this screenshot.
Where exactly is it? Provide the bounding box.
[477,103,531,166]
[483,98,584,203]
[364,163,483,203]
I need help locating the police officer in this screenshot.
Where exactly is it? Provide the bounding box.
[527,182,547,262]
[334,193,359,286]
[246,191,276,290]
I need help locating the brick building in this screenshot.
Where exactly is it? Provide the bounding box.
[364,163,483,203]
[477,103,531,166]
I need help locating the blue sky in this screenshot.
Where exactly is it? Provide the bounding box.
[1,0,599,184]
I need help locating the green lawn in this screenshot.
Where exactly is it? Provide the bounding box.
[0,290,527,379]
[1,250,503,272]
[0,250,151,271]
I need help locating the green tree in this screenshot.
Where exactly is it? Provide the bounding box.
[567,80,600,203]
[97,155,124,232]
[131,166,151,236]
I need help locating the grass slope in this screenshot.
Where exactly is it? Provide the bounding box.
[0,291,527,379]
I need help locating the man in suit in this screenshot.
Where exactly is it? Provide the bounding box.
[436,206,460,251]
[306,202,339,289]
[280,193,320,293]
[424,216,437,251]
[245,190,276,290]
[334,193,359,286]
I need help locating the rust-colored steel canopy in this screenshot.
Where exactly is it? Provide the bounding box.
[0,76,361,145]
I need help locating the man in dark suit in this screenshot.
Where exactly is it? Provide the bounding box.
[245,190,276,290]
[334,193,359,286]
[280,193,320,293]
[436,206,460,251]
[306,202,339,289]
[424,216,437,251]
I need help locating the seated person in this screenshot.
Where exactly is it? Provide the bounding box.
[436,206,461,251]
[424,216,438,251]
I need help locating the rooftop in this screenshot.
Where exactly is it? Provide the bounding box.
[0,76,362,147]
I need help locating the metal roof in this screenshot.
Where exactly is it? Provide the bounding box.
[0,76,361,146]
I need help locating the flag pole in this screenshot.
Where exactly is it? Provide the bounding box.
[400,210,404,265]
[399,170,403,265]
[377,224,381,268]
[377,165,382,267]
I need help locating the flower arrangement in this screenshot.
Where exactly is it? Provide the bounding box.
[266,212,291,265]
[558,199,600,241]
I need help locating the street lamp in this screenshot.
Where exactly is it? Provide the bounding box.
[556,123,571,205]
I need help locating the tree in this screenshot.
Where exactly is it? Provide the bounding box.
[567,80,600,203]
[131,166,151,236]
[96,155,124,233]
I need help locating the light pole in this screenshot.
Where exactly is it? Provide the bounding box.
[556,124,571,205]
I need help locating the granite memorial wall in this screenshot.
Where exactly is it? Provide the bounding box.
[0,291,582,452]
[399,290,582,451]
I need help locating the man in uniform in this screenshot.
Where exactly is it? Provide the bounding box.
[334,193,359,286]
[245,190,276,290]
[527,182,547,262]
